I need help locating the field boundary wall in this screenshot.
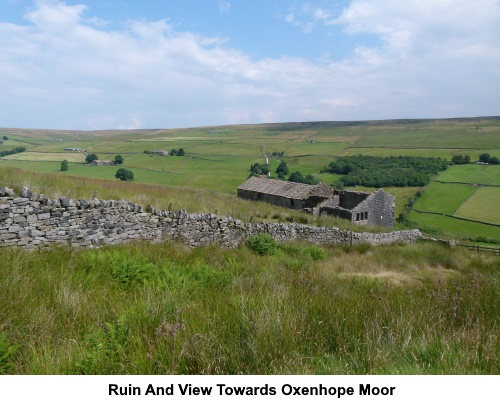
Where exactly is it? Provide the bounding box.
[0,186,423,249]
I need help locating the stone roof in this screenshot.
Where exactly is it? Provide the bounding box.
[238,177,333,200]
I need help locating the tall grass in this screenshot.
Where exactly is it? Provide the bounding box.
[0,166,394,232]
[0,240,497,374]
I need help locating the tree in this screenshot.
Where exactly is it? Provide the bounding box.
[479,153,491,163]
[115,168,134,181]
[170,149,178,156]
[276,161,289,177]
[114,154,124,165]
[250,163,270,176]
[2,136,8,140]
[451,155,464,165]
[85,153,99,163]
[490,156,499,165]
[304,174,320,185]
[288,171,305,183]
[177,148,185,156]
[60,160,69,171]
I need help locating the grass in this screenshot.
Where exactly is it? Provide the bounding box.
[435,164,500,185]
[3,117,500,241]
[454,187,500,225]
[2,152,87,162]
[408,211,500,240]
[0,166,392,233]
[0,240,497,374]
[412,183,478,215]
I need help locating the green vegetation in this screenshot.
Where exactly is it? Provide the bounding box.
[412,183,477,215]
[288,171,320,185]
[115,168,134,181]
[0,240,497,374]
[323,156,449,187]
[249,162,270,176]
[60,160,69,171]
[114,154,124,165]
[1,117,500,241]
[85,153,99,163]
[454,187,500,225]
[451,155,470,165]
[246,233,277,255]
[0,146,26,158]
[275,161,289,179]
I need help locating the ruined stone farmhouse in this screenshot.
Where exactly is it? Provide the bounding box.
[237,177,395,227]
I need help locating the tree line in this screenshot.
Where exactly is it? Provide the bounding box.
[451,153,499,165]
[322,155,449,188]
[249,161,320,185]
[0,146,26,158]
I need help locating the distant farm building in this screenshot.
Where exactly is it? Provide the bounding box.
[237,177,395,227]
[87,160,115,166]
[152,150,168,156]
[64,147,82,152]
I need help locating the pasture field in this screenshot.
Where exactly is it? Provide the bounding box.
[435,164,500,185]
[2,116,500,241]
[454,187,500,225]
[412,183,478,215]
[408,211,500,240]
[2,152,87,163]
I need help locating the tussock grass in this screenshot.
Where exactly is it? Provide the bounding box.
[0,240,497,374]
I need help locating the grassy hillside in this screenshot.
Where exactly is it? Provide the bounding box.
[1,116,500,241]
[1,119,499,375]
[1,239,498,374]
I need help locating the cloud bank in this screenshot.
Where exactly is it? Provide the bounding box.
[0,0,499,129]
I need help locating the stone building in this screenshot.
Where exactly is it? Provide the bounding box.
[237,177,334,213]
[153,150,168,156]
[237,177,395,227]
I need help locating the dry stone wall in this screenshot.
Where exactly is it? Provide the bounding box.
[0,186,423,250]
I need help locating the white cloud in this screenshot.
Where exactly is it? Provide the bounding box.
[0,0,499,129]
[218,0,231,14]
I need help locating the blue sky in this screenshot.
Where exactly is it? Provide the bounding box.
[1,0,499,130]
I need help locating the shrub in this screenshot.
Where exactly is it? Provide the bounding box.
[115,168,134,181]
[247,233,277,255]
[306,245,327,260]
[60,160,69,171]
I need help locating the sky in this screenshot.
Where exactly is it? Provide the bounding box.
[1,0,499,130]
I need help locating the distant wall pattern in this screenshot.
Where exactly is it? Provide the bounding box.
[0,186,422,250]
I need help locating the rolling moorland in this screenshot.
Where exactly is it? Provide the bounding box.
[1,117,500,241]
[0,117,499,374]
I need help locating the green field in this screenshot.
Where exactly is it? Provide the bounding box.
[2,152,87,163]
[408,211,500,240]
[454,187,500,225]
[2,117,500,241]
[413,183,478,215]
[435,164,500,185]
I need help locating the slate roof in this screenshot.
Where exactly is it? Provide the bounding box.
[238,177,333,199]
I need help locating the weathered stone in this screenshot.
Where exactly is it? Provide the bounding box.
[0,187,14,197]
[20,187,33,199]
